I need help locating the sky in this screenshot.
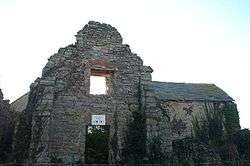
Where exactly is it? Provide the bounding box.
[0,0,249,128]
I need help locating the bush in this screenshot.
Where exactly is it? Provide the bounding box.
[192,102,242,162]
[124,110,147,164]
[180,159,194,166]
[50,154,63,164]
[148,136,164,163]
[192,103,224,148]
[233,129,250,159]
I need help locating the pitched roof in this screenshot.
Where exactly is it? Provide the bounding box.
[143,81,234,102]
[10,92,29,112]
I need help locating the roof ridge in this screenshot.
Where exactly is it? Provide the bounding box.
[151,81,215,86]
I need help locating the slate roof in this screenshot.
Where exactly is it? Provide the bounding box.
[143,81,234,102]
[11,92,29,112]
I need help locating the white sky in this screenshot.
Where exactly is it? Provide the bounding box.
[0,0,249,128]
[90,76,107,95]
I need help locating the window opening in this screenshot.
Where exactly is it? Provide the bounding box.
[90,76,106,94]
[90,69,112,95]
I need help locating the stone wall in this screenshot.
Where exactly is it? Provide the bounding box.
[0,89,10,143]
[14,21,240,164]
[0,89,16,162]
[27,21,152,164]
[142,84,233,156]
[159,101,219,140]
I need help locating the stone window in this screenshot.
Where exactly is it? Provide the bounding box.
[90,69,112,95]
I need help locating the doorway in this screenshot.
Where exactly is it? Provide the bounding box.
[85,125,110,164]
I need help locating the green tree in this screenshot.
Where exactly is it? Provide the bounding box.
[148,136,164,164]
[233,129,250,159]
[125,110,147,164]
[192,102,241,162]
[192,103,224,149]
[223,103,240,135]
[222,103,240,162]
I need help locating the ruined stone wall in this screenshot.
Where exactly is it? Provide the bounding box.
[0,89,16,162]
[28,21,152,164]
[22,21,240,164]
[0,89,10,142]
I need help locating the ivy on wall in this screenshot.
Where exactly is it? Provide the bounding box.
[223,102,240,135]
[170,115,187,135]
[191,102,241,163]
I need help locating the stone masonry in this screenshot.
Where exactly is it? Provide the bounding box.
[0,89,16,161]
[12,21,239,164]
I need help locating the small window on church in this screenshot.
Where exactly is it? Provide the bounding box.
[90,69,112,95]
[90,76,107,95]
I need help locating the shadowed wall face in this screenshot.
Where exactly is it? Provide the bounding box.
[0,89,15,162]
[27,21,151,164]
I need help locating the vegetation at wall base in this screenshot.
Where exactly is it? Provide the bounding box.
[148,136,166,164]
[124,110,147,164]
[233,129,250,160]
[13,110,32,163]
[190,102,250,164]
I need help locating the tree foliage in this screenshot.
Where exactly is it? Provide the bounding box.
[192,102,243,162]
[233,129,250,159]
[124,110,147,164]
[223,103,240,135]
[148,136,164,163]
[192,103,224,148]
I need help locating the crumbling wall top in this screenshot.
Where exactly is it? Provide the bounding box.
[76,21,123,48]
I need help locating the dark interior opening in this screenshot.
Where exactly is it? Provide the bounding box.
[85,125,110,164]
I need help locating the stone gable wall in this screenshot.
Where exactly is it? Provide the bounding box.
[28,21,152,164]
